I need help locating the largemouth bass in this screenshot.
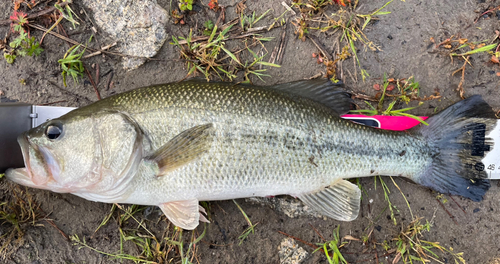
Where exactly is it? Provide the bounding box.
[6,79,495,230]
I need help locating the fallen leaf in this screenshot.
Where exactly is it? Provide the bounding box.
[343,235,360,241]
[14,0,23,10]
[208,0,219,10]
[387,84,395,91]
[392,252,402,264]
[373,83,381,91]
[496,72,500,77]
[491,55,499,64]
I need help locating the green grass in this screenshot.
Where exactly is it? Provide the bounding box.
[233,200,259,245]
[374,176,400,225]
[54,1,80,28]
[76,204,207,263]
[171,25,240,81]
[356,0,393,30]
[179,0,194,11]
[291,0,393,82]
[166,226,207,264]
[4,11,43,64]
[450,42,497,57]
[71,234,157,264]
[314,225,348,264]
[0,186,41,258]
[171,8,280,82]
[93,204,116,235]
[240,9,271,31]
[242,47,281,83]
[361,173,466,263]
[392,218,466,264]
[350,74,428,125]
[435,36,498,98]
[58,41,88,87]
[349,177,468,263]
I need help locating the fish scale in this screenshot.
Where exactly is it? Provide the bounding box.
[7,80,494,230]
[105,82,431,204]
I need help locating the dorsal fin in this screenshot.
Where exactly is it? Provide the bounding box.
[266,79,354,115]
[183,78,354,115]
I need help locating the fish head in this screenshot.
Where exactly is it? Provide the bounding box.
[7,111,143,195]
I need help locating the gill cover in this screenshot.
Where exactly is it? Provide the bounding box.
[79,111,144,200]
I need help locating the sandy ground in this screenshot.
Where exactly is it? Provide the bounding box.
[1,0,500,263]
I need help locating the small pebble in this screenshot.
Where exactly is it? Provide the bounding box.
[278,238,309,264]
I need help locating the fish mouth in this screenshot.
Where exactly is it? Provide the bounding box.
[6,134,50,190]
[17,132,33,181]
[16,132,56,186]
[5,167,48,189]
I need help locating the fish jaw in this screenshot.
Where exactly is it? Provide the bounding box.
[5,167,49,190]
[17,132,34,182]
[17,132,56,187]
[12,132,70,192]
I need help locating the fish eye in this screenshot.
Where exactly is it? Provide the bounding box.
[45,122,63,140]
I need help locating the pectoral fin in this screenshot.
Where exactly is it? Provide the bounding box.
[159,199,209,230]
[149,123,215,176]
[298,179,361,221]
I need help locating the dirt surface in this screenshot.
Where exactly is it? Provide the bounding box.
[1,0,500,263]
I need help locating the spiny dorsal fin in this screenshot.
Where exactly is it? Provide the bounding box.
[148,123,214,176]
[182,78,354,115]
[266,79,354,115]
[298,179,361,221]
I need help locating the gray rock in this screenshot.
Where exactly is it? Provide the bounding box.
[81,0,169,70]
[278,237,309,264]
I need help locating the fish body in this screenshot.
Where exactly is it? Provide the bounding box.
[6,80,494,229]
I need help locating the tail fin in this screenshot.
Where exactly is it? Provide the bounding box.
[415,95,496,201]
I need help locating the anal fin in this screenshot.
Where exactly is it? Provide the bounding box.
[159,199,209,230]
[298,179,361,221]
